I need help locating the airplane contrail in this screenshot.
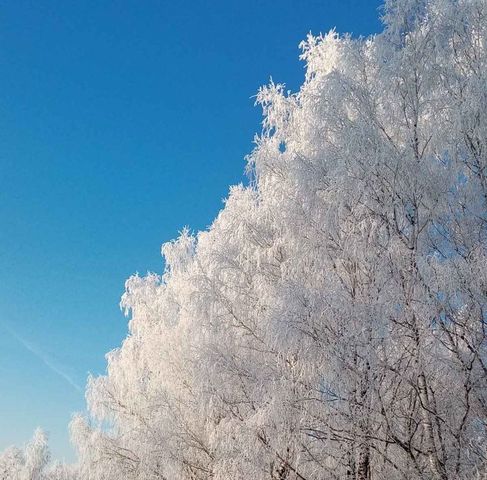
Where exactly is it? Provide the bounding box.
[1,322,83,393]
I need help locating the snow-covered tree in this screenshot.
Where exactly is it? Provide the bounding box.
[70,0,487,479]
[0,429,76,480]
[0,445,24,480]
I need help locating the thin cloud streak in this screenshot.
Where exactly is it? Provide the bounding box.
[1,322,83,393]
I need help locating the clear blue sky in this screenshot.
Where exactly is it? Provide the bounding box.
[0,0,382,461]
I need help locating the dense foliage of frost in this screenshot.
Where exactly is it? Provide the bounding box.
[3,0,487,478]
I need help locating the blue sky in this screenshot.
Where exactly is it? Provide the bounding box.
[0,0,382,461]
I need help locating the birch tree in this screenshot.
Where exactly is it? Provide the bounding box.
[71,0,487,479]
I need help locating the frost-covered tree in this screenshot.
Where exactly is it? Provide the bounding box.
[23,429,50,480]
[0,428,50,480]
[71,0,487,479]
[0,445,24,480]
[0,429,76,480]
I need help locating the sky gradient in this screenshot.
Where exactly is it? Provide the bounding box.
[0,0,382,461]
